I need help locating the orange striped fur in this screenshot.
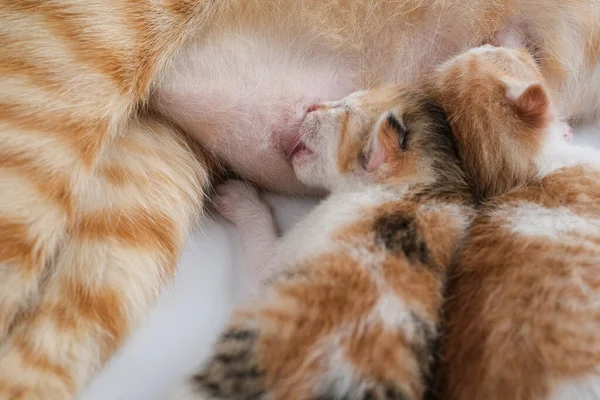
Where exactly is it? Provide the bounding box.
[427,45,600,399]
[176,87,472,399]
[0,1,214,398]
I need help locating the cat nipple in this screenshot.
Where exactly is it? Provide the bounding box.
[307,104,321,113]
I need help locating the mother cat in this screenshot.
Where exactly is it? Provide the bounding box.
[0,1,598,399]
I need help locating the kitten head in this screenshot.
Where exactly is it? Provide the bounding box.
[291,86,465,194]
[428,44,571,200]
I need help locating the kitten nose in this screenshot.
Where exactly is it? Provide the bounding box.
[307,104,321,113]
[320,99,346,110]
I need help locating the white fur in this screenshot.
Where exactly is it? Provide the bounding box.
[469,44,496,54]
[370,291,436,343]
[501,203,600,242]
[267,185,403,276]
[373,292,412,329]
[311,340,365,398]
[501,77,537,102]
[536,130,600,177]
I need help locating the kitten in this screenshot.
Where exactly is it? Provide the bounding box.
[173,87,472,399]
[428,44,600,399]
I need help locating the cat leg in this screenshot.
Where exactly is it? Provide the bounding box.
[0,117,213,400]
[214,180,278,281]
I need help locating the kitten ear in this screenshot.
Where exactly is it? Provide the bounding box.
[366,135,386,172]
[366,113,405,172]
[501,77,550,128]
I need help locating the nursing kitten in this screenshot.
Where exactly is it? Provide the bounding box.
[428,45,600,399]
[174,87,472,399]
[2,1,599,398]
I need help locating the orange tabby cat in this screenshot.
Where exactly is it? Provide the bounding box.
[1,1,599,398]
[174,87,472,399]
[428,45,600,399]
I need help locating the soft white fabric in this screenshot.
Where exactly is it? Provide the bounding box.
[81,127,599,400]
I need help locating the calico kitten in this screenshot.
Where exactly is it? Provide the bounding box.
[174,87,472,400]
[428,45,600,399]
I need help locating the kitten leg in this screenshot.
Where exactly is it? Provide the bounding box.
[0,117,212,400]
[214,180,278,281]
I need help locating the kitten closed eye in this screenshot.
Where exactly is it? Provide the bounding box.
[386,113,409,150]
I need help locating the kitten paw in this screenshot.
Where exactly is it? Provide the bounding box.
[214,180,271,226]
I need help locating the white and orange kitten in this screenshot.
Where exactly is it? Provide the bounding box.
[427,44,600,400]
[174,87,472,400]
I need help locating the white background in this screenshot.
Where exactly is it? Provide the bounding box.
[81,126,600,400]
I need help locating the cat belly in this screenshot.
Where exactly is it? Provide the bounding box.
[153,33,359,193]
[151,8,473,192]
